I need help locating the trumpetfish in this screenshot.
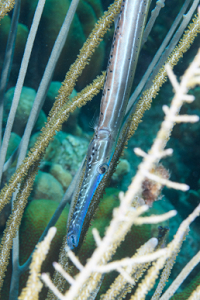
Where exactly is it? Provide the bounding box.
[67,0,151,249]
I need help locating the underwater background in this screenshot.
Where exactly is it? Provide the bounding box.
[0,0,199,299]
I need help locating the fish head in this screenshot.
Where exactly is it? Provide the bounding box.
[67,129,114,249]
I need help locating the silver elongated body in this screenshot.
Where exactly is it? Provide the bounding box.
[67,0,150,249]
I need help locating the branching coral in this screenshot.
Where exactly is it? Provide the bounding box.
[41,45,200,300]
[19,227,57,300]
[0,0,15,20]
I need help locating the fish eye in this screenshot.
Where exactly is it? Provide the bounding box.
[98,163,108,174]
[67,233,76,249]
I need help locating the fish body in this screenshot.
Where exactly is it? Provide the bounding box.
[67,0,150,249]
